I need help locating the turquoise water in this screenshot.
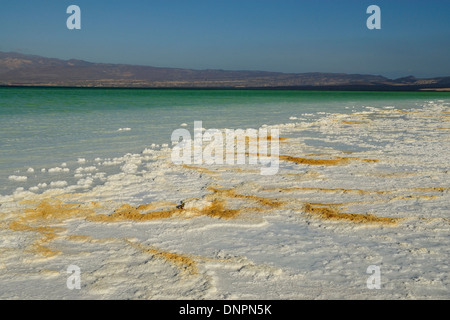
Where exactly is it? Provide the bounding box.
[1,87,449,195]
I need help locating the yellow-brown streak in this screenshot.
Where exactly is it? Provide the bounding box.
[8,199,97,257]
[87,202,179,222]
[280,155,378,166]
[411,187,449,192]
[207,187,283,208]
[124,240,198,275]
[389,195,438,201]
[364,171,419,177]
[200,200,241,219]
[87,186,277,222]
[338,157,379,163]
[9,222,63,256]
[280,155,348,166]
[303,203,399,224]
[242,135,288,142]
[305,153,326,157]
[182,164,221,176]
[65,234,118,244]
[264,187,380,195]
[340,120,370,125]
[263,187,447,199]
[284,171,322,178]
[306,202,348,207]
[65,234,93,242]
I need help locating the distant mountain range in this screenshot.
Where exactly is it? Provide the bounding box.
[1,51,449,90]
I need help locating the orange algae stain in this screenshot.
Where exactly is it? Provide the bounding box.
[9,221,63,257]
[7,187,284,259]
[306,202,348,207]
[65,234,118,244]
[341,157,379,163]
[364,171,418,178]
[279,155,347,166]
[195,186,283,219]
[269,187,376,194]
[207,187,283,209]
[32,243,62,257]
[303,203,399,224]
[265,187,447,200]
[265,136,288,141]
[65,234,93,242]
[266,136,289,144]
[227,166,260,173]
[396,110,410,113]
[233,135,289,148]
[125,240,198,275]
[182,164,221,176]
[284,171,322,179]
[340,120,370,125]
[280,155,379,166]
[305,153,326,157]
[234,193,283,208]
[8,199,98,257]
[390,194,438,201]
[87,188,265,223]
[412,187,449,192]
[86,190,246,222]
[237,135,288,143]
[200,200,240,219]
[87,201,179,222]
[22,199,96,221]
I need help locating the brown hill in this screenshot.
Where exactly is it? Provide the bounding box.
[0,52,448,90]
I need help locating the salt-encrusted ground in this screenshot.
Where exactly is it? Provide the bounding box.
[0,102,449,299]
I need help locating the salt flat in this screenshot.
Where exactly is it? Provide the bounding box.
[0,101,449,299]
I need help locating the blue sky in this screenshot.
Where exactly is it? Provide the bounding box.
[1,0,449,78]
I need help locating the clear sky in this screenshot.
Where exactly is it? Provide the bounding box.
[1,0,449,78]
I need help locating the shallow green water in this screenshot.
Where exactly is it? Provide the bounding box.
[1,87,449,195]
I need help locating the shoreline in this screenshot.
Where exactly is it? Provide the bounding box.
[2,84,450,92]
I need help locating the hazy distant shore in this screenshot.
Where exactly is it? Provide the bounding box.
[1,84,450,91]
[1,52,450,91]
